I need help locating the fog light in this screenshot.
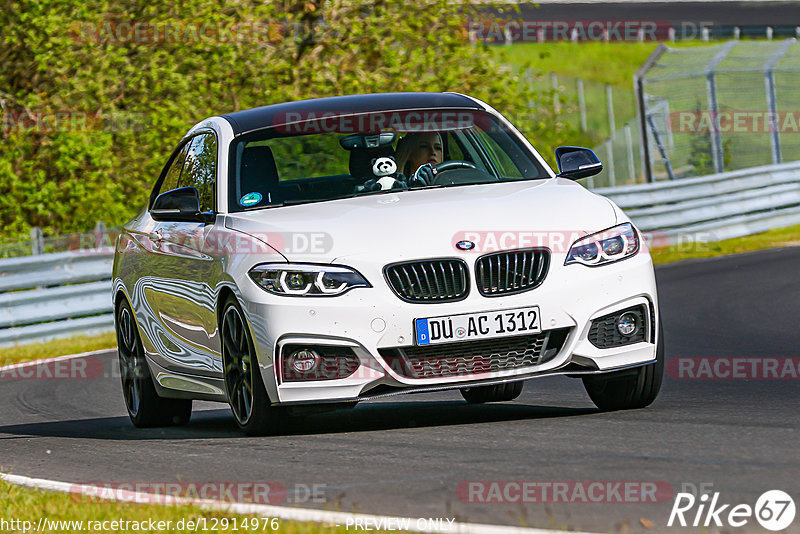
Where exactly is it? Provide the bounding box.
[616,312,638,337]
[288,349,320,373]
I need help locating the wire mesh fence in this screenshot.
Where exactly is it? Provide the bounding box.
[522,70,638,143]
[638,39,800,182]
[588,120,643,188]
[520,69,642,187]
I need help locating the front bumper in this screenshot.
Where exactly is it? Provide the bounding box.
[238,250,659,405]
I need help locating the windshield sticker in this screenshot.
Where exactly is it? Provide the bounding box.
[240,192,263,207]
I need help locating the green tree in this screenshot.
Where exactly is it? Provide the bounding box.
[0,0,568,241]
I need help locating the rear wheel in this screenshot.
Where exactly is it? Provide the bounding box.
[460,381,524,404]
[582,322,664,411]
[116,300,191,427]
[221,296,287,436]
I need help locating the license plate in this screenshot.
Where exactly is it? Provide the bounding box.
[414,306,541,346]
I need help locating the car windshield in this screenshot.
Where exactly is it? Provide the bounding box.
[227,108,549,212]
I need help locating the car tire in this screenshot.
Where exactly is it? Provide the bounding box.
[460,381,524,404]
[220,295,288,436]
[582,321,664,411]
[115,300,192,427]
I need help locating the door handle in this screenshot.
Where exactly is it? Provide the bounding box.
[149,230,163,242]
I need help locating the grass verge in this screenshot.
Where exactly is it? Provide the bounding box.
[650,224,800,264]
[495,40,712,86]
[0,479,356,533]
[0,331,117,366]
[495,41,660,86]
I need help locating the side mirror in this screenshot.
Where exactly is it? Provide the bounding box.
[151,187,212,223]
[555,146,603,180]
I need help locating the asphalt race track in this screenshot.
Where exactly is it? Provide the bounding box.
[1,248,799,533]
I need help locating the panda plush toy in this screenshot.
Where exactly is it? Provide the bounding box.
[356,156,408,192]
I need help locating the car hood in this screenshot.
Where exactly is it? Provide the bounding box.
[224,178,618,264]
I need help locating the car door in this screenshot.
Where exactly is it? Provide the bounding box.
[146,131,223,374]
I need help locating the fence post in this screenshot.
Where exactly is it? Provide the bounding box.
[704,41,736,174]
[705,73,723,173]
[646,114,677,180]
[606,84,616,138]
[764,39,794,165]
[635,43,668,183]
[624,123,636,184]
[525,67,534,119]
[30,227,44,256]
[94,221,106,250]
[551,73,560,115]
[605,139,616,186]
[577,78,587,132]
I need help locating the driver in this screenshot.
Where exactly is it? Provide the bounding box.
[395,132,443,186]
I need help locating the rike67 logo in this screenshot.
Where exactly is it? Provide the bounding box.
[668,490,796,531]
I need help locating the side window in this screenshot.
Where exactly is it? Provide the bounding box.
[157,144,190,199]
[180,133,217,213]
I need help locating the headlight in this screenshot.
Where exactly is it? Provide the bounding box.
[565,223,639,267]
[248,264,371,296]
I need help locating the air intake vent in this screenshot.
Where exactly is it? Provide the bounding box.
[379,328,570,379]
[476,249,549,296]
[384,259,469,303]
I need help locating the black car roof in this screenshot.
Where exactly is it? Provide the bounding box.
[220,92,482,135]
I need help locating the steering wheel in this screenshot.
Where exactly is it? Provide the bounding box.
[430,160,479,185]
[435,160,477,173]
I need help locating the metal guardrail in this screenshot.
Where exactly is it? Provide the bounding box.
[0,250,114,347]
[594,160,800,246]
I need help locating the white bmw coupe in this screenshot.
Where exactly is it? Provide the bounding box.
[113,93,663,435]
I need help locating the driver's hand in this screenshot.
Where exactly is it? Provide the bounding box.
[408,163,436,187]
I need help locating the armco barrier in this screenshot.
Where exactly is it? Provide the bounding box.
[0,250,114,347]
[593,161,800,246]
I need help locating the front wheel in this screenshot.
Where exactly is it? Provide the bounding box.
[221,296,288,436]
[115,300,191,427]
[582,322,664,411]
[461,381,524,404]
